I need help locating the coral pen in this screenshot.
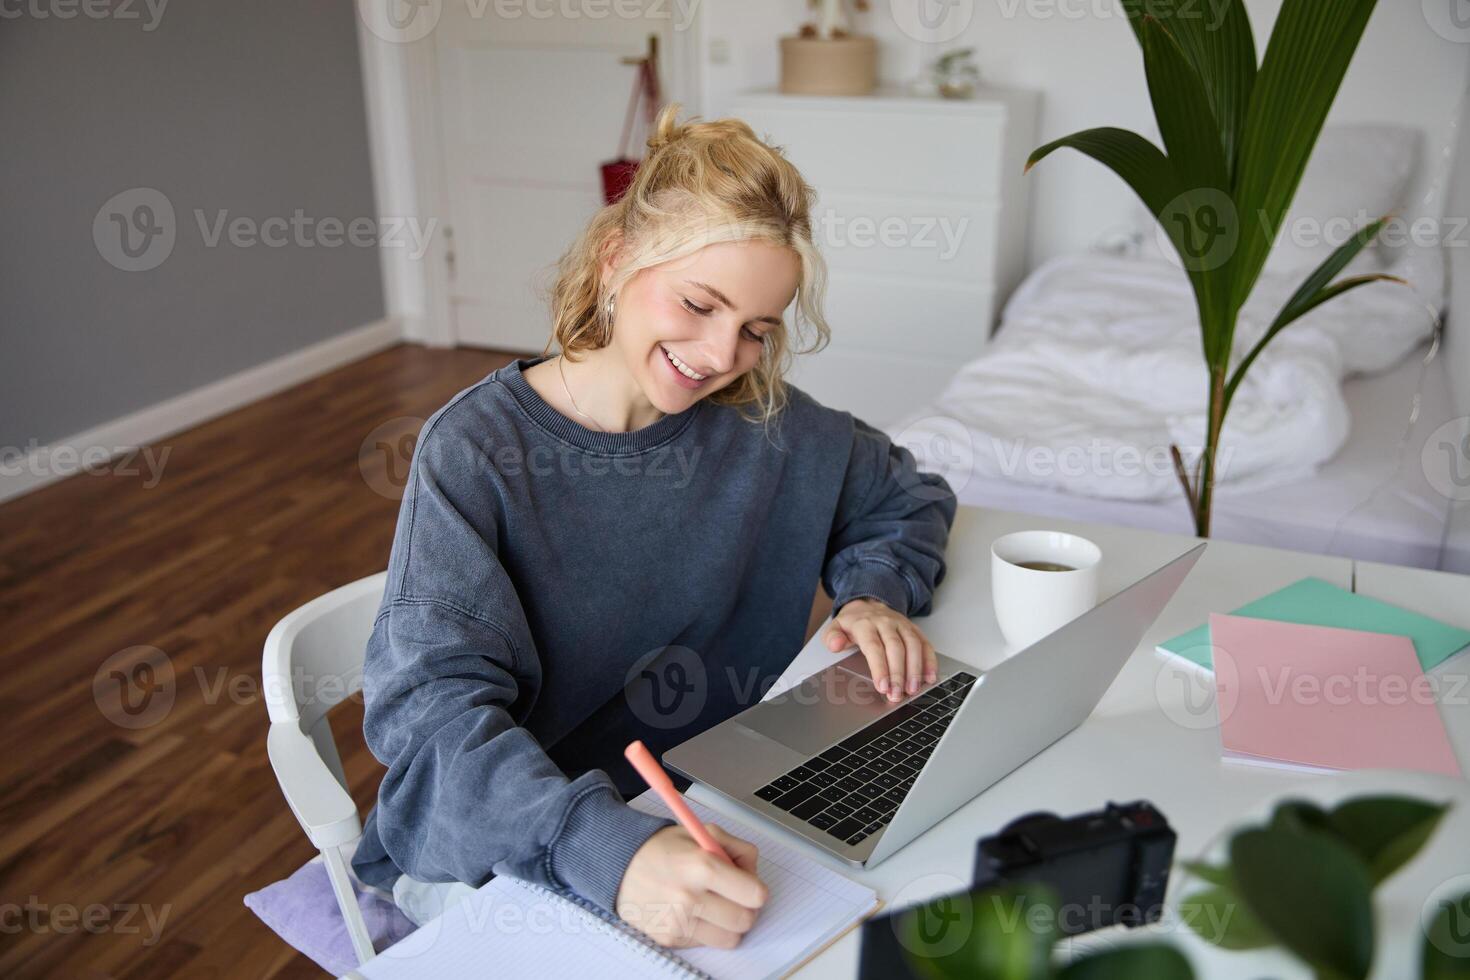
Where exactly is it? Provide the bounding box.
[624,740,735,865]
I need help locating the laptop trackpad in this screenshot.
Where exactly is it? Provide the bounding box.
[739,657,896,756]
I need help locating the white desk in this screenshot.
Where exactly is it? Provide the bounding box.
[367,506,1470,979]
[677,507,1470,979]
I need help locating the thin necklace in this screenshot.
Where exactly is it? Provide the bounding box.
[556,353,608,432]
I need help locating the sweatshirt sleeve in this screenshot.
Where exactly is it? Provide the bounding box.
[822,416,958,618]
[361,415,672,912]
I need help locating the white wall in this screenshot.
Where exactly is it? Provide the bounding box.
[699,1,1469,271]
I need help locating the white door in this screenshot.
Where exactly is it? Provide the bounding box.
[431,2,700,353]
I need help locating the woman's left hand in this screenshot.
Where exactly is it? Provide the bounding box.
[822,597,938,702]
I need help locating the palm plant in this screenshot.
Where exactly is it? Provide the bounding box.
[1026,0,1402,537]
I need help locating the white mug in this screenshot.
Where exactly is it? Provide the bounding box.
[990,531,1102,651]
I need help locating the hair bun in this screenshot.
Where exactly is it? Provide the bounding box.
[645,102,685,153]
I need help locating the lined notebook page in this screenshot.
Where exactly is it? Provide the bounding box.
[356,872,701,980]
[355,797,877,980]
[630,795,880,980]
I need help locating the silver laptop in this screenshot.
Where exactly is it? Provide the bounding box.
[663,543,1205,867]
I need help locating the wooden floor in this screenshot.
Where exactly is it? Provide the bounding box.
[0,344,512,978]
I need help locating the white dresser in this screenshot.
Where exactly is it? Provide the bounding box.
[730,86,1038,427]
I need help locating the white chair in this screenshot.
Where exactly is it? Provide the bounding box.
[262,572,387,967]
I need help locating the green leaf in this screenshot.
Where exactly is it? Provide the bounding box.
[1025,126,1233,362]
[1228,0,1381,311]
[1121,0,1257,180]
[1230,827,1376,979]
[1224,217,1403,407]
[1422,889,1470,979]
[1327,796,1451,885]
[1058,942,1196,980]
[1027,127,1179,215]
[1138,16,1228,193]
[1269,798,1331,836]
[1180,885,1274,950]
[1179,859,1231,888]
[899,883,1059,980]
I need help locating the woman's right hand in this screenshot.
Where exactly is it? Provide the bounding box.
[615,824,769,948]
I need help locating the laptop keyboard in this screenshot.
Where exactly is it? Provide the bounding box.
[751,671,977,847]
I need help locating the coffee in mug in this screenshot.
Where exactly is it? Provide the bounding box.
[990,531,1102,651]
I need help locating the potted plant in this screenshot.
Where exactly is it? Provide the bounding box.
[890,794,1466,979]
[780,0,877,96]
[1025,0,1404,537]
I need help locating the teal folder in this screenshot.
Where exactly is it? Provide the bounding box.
[1156,577,1470,672]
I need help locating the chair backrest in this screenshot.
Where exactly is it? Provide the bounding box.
[263,572,387,787]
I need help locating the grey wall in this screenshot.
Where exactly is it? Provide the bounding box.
[0,0,384,449]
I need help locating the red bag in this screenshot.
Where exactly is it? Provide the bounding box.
[601,58,662,205]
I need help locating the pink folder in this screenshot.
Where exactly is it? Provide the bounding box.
[1210,614,1462,777]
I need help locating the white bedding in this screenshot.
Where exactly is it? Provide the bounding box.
[888,253,1436,501]
[900,341,1455,569]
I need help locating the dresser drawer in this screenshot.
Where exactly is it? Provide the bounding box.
[813,191,1000,282]
[821,271,995,358]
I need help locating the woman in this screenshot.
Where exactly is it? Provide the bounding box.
[351,104,957,950]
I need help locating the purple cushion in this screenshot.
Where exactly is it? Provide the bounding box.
[245,857,417,975]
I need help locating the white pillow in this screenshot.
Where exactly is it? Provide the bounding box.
[1263,124,1420,276]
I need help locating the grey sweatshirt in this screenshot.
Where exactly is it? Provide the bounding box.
[351,354,956,913]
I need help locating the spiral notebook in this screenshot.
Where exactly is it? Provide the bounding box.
[352,796,879,980]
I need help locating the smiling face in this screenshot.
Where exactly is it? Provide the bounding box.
[603,238,801,414]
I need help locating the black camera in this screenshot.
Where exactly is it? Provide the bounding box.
[972,800,1176,935]
[857,801,1176,980]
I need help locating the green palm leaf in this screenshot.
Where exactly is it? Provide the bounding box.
[1228,0,1380,312]
[1124,0,1257,179]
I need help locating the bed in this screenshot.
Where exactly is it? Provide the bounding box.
[881,123,1460,569]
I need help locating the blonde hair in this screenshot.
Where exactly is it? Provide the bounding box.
[543,103,830,425]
